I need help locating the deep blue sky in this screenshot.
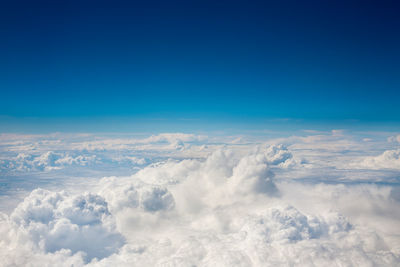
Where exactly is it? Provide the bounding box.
[1,0,400,128]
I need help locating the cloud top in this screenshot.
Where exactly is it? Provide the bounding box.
[1,131,400,266]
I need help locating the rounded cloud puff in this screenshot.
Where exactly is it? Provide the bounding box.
[5,189,124,264]
[97,178,175,214]
[359,149,400,170]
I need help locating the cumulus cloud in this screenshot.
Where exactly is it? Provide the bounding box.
[0,151,99,173]
[1,132,400,266]
[261,144,303,168]
[355,149,400,170]
[0,133,212,175]
[1,189,124,265]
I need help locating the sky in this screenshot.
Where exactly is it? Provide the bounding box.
[1,2,400,266]
[1,0,400,131]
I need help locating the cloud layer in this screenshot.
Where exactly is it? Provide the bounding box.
[0,131,400,266]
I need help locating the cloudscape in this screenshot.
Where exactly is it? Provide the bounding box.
[1,0,400,266]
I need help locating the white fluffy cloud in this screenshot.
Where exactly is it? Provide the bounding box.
[354,149,400,170]
[1,188,124,265]
[0,131,400,266]
[0,151,99,172]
